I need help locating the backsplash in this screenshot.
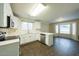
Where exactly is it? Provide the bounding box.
[0,28,19,36]
[0,28,29,36]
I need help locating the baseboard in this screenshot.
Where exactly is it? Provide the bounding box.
[20,40,39,46]
[53,36,79,42]
[20,40,52,48]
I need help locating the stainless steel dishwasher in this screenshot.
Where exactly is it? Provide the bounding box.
[40,34,46,44]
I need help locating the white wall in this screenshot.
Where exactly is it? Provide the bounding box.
[49,19,79,41]
[41,22,49,32]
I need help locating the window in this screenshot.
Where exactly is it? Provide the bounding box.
[60,24,70,34]
[21,22,33,31]
[55,23,76,35]
[72,23,76,35]
[55,24,58,33]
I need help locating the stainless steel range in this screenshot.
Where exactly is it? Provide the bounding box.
[0,31,6,41]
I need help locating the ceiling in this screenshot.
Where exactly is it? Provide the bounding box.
[10,3,79,23]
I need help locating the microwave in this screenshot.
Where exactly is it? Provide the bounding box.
[7,16,14,28]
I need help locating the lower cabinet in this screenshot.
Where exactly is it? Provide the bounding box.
[0,42,19,56]
[40,33,53,46]
[45,34,53,46]
[20,33,40,45]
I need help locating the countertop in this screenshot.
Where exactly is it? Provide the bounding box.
[40,32,54,35]
[5,36,19,40]
[0,36,19,46]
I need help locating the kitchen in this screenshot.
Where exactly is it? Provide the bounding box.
[0,3,20,56]
[0,3,54,56]
[0,3,79,56]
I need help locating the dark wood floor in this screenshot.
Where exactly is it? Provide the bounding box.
[53,38,79,56]
[20,41,54,56]
[20,38,79,56]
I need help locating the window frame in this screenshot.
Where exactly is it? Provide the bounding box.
[21,22,33,31]
[59,23,71,34]
[55,22,76,35]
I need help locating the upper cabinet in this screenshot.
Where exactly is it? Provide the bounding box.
[0,3,21,29]
[5,3,13,16]
[0,3,7,27]
[0,3,13,27]
[33,22,41,33]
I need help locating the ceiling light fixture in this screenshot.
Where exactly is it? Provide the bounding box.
[56,17,65,22]
[30,3,47,16]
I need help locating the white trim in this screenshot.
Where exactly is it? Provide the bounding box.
[0,39,19,46]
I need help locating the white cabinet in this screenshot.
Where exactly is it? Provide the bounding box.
[20,33,30,44]
[0,42,19,56]
[20,21,41,45]
[5,3,13,16]
[20,33,40,45]
[45,34,53,46]
[0,38,19,56]
[0,3,13,27]
[33,22,41,32]
[11,16,21,29]
[40,32,53,46]
[29,33,40,41]
[0,3,7,27]
[20,33,31,44]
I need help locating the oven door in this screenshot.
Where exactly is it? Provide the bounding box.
[0,34,5,41]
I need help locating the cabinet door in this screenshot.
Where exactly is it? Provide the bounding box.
[5,3,13,16]
[46,35,53,46]
[0,42,19,56]
[29,33,40,41]
[0,3,7,27]
[0,4,4,27]
[35,33,40,41]
[33,22,41,32]
[20,33,35,44]
[20,33,41,44]
[0,3,13,27]
[29,33,36,42]
[4,3,13,27]
[15,16,21,29]
[20,33,29,44]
